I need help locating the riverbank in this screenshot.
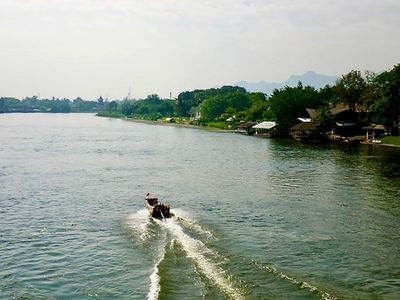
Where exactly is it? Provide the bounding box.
[96,114,400,148]
[97,114,234,133]
[360,136,400,148]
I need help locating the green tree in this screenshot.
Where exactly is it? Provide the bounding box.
[245,93,269,121]
[334,70,366,111]
[119,100,135,115]
[0,97,21,112]
[176,91,195,116]
[175,86,247,117]
[106,101,118,112]
[229,93,251,112]
[200,95,229,121]
[145,94,162,105]
[268,83,321,134]
[368,64,400,135]
[314,106,334,132]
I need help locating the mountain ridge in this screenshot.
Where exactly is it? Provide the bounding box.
[236,71,339,95]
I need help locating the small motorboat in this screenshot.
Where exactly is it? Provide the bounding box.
[145,195,173,219]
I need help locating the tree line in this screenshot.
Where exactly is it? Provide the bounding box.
[2,64,398,136]
[100,64,399,136]
[0,96,104,113]
[98,94,174,120]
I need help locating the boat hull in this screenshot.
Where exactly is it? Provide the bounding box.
[145,196,173,219]
[147,203,172,219]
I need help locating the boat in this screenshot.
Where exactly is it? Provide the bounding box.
[145,195,173,219]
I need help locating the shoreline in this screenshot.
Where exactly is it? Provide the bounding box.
[360,141,400,148]
[100,115,235,133]
[98,114,400,148]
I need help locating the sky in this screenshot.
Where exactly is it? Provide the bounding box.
[0,0,399,100]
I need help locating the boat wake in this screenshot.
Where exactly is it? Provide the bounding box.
[155,216,244,300]
[126,209,335,300]
[251,260,337,300]
[173,208,218,241]
[126,208,243,299]
[147,242,168,300]
[126,209,168,300]
[126,209,152,242]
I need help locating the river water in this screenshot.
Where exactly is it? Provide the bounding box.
[1,113,399,300]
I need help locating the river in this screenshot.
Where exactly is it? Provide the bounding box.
[1,113,399,299]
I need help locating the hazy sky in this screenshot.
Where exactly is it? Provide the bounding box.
[1,0,399,100]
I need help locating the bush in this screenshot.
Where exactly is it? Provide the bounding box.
[96,111,124,118]
[207,122,229,130]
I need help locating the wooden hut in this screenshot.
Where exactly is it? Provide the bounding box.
[252,121,277,138]
[235,122,257,135]
[289,122,318,141]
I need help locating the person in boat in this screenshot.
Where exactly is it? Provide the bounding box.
[145,192,158,206]
[145,192,172,218]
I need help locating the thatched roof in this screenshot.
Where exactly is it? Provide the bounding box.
[330,107,351,115]
[290,122,317,131]
[362,124,385,130]
[236,122,257,129]
[306,108,318,119]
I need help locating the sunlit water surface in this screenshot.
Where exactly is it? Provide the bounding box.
[1,113,399,299]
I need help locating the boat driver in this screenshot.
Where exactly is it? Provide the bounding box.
[145,192,158,206]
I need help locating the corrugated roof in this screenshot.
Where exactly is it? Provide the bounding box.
[297,117,312,123]
[336,122,356,127]
[252,121,277,129]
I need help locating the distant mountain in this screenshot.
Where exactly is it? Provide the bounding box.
[236,71,339,95]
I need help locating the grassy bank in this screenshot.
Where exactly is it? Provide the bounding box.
[381,136,400,145]
[96,112,233,132]
[96,111,124,118]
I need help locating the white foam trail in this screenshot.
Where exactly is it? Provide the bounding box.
[126,209,151,241]
[147,239,177,300]
[169,208,192,219]
[252,261,337,300]
[173,208,218,240]
[147,249,166,300]
[156,219,243,300]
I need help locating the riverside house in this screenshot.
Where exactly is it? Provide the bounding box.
[362,124,387,142]
[189,106,201,121]
[235,122,257,135]
[305,106,365,142]
[289,118,318,141]
[252,121,277,137]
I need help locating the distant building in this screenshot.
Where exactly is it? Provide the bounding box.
[189,106,201,121]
